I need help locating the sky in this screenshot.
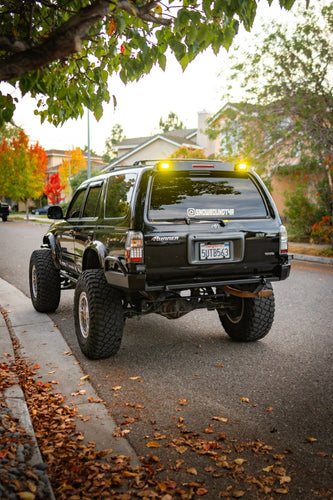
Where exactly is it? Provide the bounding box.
[3,0,314,156]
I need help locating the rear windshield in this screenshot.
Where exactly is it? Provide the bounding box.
[148,172,268,220]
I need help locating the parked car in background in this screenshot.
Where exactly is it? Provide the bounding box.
[0,202,10,221]
[31,205,50,215]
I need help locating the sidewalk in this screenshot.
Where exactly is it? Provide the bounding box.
[0,278,139,499]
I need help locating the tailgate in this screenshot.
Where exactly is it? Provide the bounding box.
[144,226,281,284]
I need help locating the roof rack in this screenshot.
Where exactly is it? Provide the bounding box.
[103,159,236,173]
[103,162,149,173]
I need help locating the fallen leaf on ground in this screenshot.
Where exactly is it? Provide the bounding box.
[306,436,317,443]
[176,446,188,454]
[232,491,245,498]
[212,416,228,423]
[146,441,160,448]
[279,475,291,484]
[234,458,246,465]
[274,487,289,494]
[71,389,86,396]
[240,397,250,403]
[178,398,188,406]
[126,402,145,408]
[88,396,103,403]
[187,467,198,475]
[316,451,328,457]
[17,492,36,500]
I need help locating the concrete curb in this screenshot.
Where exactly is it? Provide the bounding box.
[0,310,56,500]
[0,278,139,496]
[291,253,333,265]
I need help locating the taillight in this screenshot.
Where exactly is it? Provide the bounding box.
[125,231,144,263]
[279,225,288,254]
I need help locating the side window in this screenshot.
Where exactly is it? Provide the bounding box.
[105,173,137,218]
[82,183,103,218]
[66,188,86,218]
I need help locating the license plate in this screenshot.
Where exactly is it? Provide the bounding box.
[200,242,230,260]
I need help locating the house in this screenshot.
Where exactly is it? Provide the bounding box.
[102,106,294,215]
[208,102,302,216]
[13,149,107,211]
[103,111,220,170]
[47,149,107,176]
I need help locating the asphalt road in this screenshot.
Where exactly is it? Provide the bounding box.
[1,219,332,498]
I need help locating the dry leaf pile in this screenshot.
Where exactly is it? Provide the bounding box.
[1,346,332,500]
[1,354,292,500]
[0,360,52,500]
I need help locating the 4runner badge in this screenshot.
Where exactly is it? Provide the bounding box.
[151,236,179,241]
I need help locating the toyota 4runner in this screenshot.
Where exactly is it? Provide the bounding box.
[29,160,290,359]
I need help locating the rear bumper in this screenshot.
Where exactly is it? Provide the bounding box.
[279,263,291,280]
[105,262,291,292]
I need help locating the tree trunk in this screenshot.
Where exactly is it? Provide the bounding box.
[324,163,333,250]
[25,200,29,221]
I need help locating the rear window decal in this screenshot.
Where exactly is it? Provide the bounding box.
[187,208,235,217]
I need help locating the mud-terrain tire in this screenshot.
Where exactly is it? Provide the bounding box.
[219,285,275,342]
[29,249,61,312]
[2,216,7,221]
[74,269,124,359]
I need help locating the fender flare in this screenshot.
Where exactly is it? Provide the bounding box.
[82,241,108,270]
[43,233,61,269]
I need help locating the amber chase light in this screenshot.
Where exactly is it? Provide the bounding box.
[235,162,248,171]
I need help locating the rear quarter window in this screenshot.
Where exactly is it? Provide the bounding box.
[148,173,268,220]
[105,173,137,218]
[82,183,103,218]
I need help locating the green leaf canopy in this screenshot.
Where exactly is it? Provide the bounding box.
[0,0,300,126]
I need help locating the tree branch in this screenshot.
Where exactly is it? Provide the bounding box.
[116,0,171,24]
[0,36,31,53]
[0,0,171,82]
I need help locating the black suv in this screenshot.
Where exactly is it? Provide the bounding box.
[29,160,290,359]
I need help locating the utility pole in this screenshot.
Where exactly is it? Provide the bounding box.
[68,149,71,200]
[87,110,91,179]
